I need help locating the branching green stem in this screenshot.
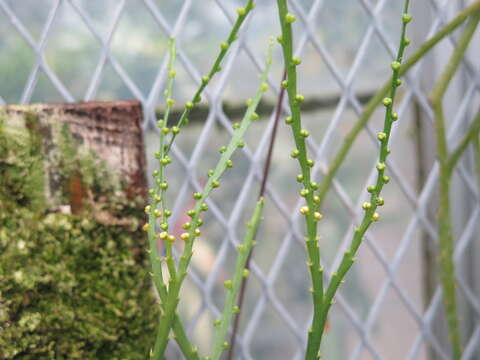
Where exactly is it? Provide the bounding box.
[151,38,274,359]
[316,0,480,208]
[146,39,200,360]
[166,0,256,154]
[210,198,265,360]
[447,111,480,173]
[316,0,412,355]
[429,13,480,359]
[276,3,324,359]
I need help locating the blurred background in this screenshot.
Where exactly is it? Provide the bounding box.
[1,0,480,359]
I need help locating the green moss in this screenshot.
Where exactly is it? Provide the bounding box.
[0,113,158,359]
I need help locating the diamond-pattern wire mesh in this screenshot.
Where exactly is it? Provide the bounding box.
[1,0,480,359]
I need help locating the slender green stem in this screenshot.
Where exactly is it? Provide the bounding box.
[315,0,480,208]
[227,69,287,360]
[276,3,324,359]
[145,38,199,360]
[447,111,480,173]
[317,0,412,354]
[165,0,256,154]
[210,199,265,360]
[430,13,480,359]
[151,39,274,359]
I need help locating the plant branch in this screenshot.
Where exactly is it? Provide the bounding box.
[317,0,412,353]
[315,0,480,208]
[210,198,265,360]
[151,37,273,359]
[165,0,256,154]
[227,69,287,360]
[276,2,325,359]
[429,12,480,359]
[447,110,480,173]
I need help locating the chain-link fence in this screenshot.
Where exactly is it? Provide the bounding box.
[1,1,479,359]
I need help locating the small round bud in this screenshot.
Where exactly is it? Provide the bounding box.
[314,212,323,221]
[219,146,227,153]
[155,195,162,202]
[233,122,240,130]
[402,13,412,24]
[306,159,314,167]
[295,94,305,103]
[376,197,385,206]
[376,163,386,171]
[226,160,233,168]
[214,319,221,327]
[260,82,269,91]
[300,129,310,138]
[160,222,168,230]
[246,98,253,105]
[404,37,411,46]
[276,35,283,43]
[155,151,161,159]
[310,182,319,190]
[212,180,220,188]
[220,42,228,50]
[285,13,296,23]
[285,116,293,124]
[195,228,201,236]
[201,75,210,84]
[362,202,372,210]
[296,174,304,182]
[300,189,309,197]
[396,79,402,86]
[243,269,249,278]
[300,206,309,215]
[164,210,172,217]
[281,80,288,88]
[162,127,170,135]
[196,218,204,227]
[156,119,164,127]
[200,203,208,211]
[237,7,246,16]
[167,235,175,243]
[291,149,300,158]
[223,342,230,350]
[172,126,180,135]
[377,132,386,141]
[185,101,194,109]
[154,209,162,218]
[313,195,320,204]
[367,185,376,193]
[251,112,259,120]
[292,56,301,65]
[160,182,168,190]
[166,98,175,106]
[193,192,202,200]
[143,223,150,231]
[224,280,233,289]
[159,231,168,240]
[187,209,196,217]
[372,212,380,221]
[180,233,190,241]
[145,205,151,213]
[392,112,398,121]
[383,97,392,106]
[208,169,214,177]
[391,61,401,71]
[183,222,191,230]
[237,141,245,148]
[383,175,390,183]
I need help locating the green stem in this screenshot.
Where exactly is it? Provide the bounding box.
[316,0,480,208]
[151,39,273,359]
[447,111,480,173]
[165,0,256,154]
[276,2,324,359]
[430,13,480,359]
[146,39,199,360]
[210,199,265,360]
[317,0,412,353]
